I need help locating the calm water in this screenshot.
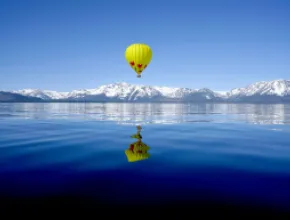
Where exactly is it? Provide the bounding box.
[0,103,290,210]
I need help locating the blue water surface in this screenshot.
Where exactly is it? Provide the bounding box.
[0,103,290,209]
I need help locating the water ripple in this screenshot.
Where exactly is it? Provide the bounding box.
[1,103,290,210]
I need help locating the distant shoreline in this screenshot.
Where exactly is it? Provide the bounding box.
[1,101,290,104]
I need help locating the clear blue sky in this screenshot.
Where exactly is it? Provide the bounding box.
[0,0,290,91]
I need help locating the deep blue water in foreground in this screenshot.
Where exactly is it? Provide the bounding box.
[0,103,290,210]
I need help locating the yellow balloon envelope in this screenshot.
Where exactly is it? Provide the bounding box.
[125,43,152,78]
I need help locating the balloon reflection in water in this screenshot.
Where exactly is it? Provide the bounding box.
[125,126,150,162]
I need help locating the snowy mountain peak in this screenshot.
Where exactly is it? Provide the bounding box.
[230,79,290,97]
[11,89,69,100]
[4,79,290,103]
[114,82,131,86]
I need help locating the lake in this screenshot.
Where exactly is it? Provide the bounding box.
[0,103,290,215]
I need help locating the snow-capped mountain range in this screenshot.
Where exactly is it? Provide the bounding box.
[2,79,290,103]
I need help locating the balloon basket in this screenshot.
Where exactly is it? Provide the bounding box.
[137,75,141,78]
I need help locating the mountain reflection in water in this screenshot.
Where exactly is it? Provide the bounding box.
[0,103,290,125]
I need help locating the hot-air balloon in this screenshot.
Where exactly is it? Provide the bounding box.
[125,43,152,78]
[125,126,151,162]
